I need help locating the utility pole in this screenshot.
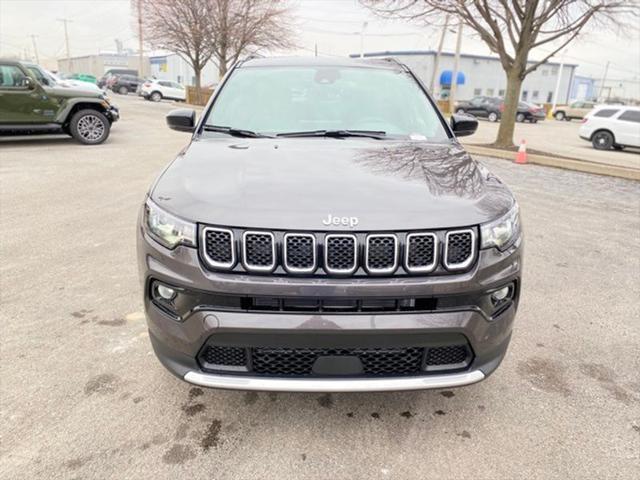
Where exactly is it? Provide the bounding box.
[430,13,449,95]
[57,18,73,72]
[598,61,610,102]
[30,35,39,64]
[448,21,463,114]
[137,0,144,76]
[359,21,368,58]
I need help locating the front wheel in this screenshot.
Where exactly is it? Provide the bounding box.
[592,130,614,150]
[531,119,538,123]
[118,86,128,95]
[150,91,162,102]
[516,113,525,122]
[456,108,465,115]
[488,112,499,122]
[554,111,565,121]
[69,109,110,145]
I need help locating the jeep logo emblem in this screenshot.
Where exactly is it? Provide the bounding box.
[322,214,359,229]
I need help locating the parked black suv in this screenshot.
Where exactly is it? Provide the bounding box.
[111,74,145,95]
[138,57,522,392]
[456,96,545,123]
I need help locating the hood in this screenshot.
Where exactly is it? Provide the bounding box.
[151,137,515,231]
[45,84,102,99]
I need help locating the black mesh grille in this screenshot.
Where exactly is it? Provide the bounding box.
[244,233,274,268]
[201,345,246,366]
[285,235,315,270]
[251,347,424,376]
[425,345,469,366]
[446,232,473,266]
[204,229,233,265]
[326,236,356,272]
[407,234,435,269]
[367,236,397,271]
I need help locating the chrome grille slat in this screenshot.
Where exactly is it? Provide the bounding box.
[201,227,236,269]
[242,231,276,272]
[405,233,438,273]
[444,229,476,271]
[365,234,398,274]
[283,233,317,274]
[324,234,358,275]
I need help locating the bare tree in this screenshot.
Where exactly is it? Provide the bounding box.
[209,0,294,78]
[138,0,216,99]
[362,1,637,148]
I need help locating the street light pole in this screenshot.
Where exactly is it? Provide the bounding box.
[430,13,449,95]
[137,0,144,76]
[598,61,610,101]
[359,21,368,58]
[57,18,73,72]
[551,50,566,111]
[30,35,39,64]
[448,21,463,114]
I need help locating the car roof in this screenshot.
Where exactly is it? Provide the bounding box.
[592,104,639,111]
[239,55,405,71]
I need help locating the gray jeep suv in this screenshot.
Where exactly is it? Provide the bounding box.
[137,56,522,392]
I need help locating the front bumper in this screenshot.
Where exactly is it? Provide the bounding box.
[106,106,120,123]
[138,227,522,392]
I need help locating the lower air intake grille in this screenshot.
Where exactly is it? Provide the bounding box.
[445,230,474,269]
[252,347,424,376]
[425,345,469,366]
[201,345,246,367]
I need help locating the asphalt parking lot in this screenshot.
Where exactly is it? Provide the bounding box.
[1,94,639,479]
[464,116,640,169]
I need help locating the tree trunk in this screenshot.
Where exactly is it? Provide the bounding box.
[193,66,202,105]
[493,70,523,148]
[218,59,227,80]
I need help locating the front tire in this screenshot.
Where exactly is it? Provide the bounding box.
[591,130,614,150]
[456,108,465,115]
[118,86,128,95]
[69,109,110,145]
[150,91,162,102]
[516,113,525,122]
[554,111,565,121]
[488,112,499,122]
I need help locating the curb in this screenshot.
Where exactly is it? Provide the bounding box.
[463,144,640,181]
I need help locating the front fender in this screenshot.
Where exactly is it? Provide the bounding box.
[54,98,110,123]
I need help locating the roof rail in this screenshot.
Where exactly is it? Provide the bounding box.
[359,55,409,72]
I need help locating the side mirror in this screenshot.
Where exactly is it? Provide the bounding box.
[23,77,35,89]
[166,109,196,132]
[450,113,478,137]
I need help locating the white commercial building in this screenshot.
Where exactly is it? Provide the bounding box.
[149,53,219,87]
[354,50,577,104]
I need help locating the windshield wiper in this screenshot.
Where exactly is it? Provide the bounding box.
[203,125,274,138]
[276,129,386,139]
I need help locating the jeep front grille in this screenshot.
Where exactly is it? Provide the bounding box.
[199,225,477,277]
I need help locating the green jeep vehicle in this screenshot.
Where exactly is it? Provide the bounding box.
[0,59,119,144]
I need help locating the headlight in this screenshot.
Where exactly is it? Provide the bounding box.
[480,203,521,250]
[143,199,196,249]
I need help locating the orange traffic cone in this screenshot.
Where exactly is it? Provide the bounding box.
[515,139,527,164]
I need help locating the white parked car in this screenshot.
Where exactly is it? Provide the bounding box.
[140,79,186,102]
[579,106,640,150]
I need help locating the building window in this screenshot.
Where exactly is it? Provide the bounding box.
[177,75,182,83]
[522,90,528,101]
[486,88,494,96]
[532,90,539,100]
[498,89,505,97]
[542,69,549,76]
[551,66,559,75]
[546,92,553,103]
[473,88,482,96]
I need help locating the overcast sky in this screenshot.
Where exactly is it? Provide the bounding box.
[1,0,638,91]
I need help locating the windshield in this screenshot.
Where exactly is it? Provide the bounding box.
[204,65,450,141]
